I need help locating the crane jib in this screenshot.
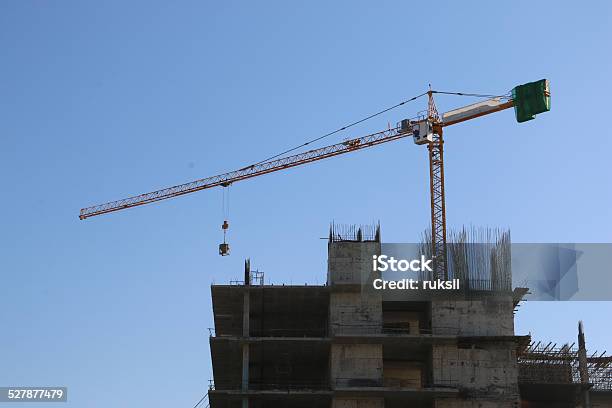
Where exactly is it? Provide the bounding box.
[79,127,409,219]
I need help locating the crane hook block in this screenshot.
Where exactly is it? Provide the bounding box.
[222,220,229,230]
[219,243,230,256]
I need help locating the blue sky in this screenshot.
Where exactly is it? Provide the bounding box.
[1,1,611,407]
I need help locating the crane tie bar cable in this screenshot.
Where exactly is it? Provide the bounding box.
[431,90,511,99]
[250,91,429,166]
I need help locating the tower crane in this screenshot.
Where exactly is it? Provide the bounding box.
[79,80,550,279]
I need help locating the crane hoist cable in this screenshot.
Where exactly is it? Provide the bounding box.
[221,185,230,220]
[219,185,230,256]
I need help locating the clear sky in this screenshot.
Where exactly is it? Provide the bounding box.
[1,1,611,407]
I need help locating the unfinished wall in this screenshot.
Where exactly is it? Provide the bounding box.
[382,310,421,334]
[327,241,380,286]
[330,292,381,335]
[432,343,519,397]
[332,398,384,408]
[592,393,612,408]
[331,344,383,388]
[434,399,519,408]
[383,360,423,388]
[431,297,514,336]
[328,241,382,335]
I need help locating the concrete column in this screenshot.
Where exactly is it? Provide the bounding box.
[241,342,249,408]
[241,342,249,389]
[578,321,591,408]
[243,289,250,336]
[241,288,250,407]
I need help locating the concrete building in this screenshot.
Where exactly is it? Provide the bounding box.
[207,227,612,408]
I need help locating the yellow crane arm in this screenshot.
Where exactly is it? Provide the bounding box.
[79,126,409,220]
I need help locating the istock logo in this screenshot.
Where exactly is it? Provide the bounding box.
[372,255,433,272]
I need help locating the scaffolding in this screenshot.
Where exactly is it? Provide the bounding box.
[518,341,612,391]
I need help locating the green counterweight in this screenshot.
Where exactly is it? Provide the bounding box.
[512,79,551,123]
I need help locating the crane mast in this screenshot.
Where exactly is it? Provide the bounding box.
[427,91,448,280]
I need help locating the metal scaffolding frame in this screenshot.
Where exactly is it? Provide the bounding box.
[518,341,612,391]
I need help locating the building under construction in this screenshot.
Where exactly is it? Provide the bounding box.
[207,226,612,408]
